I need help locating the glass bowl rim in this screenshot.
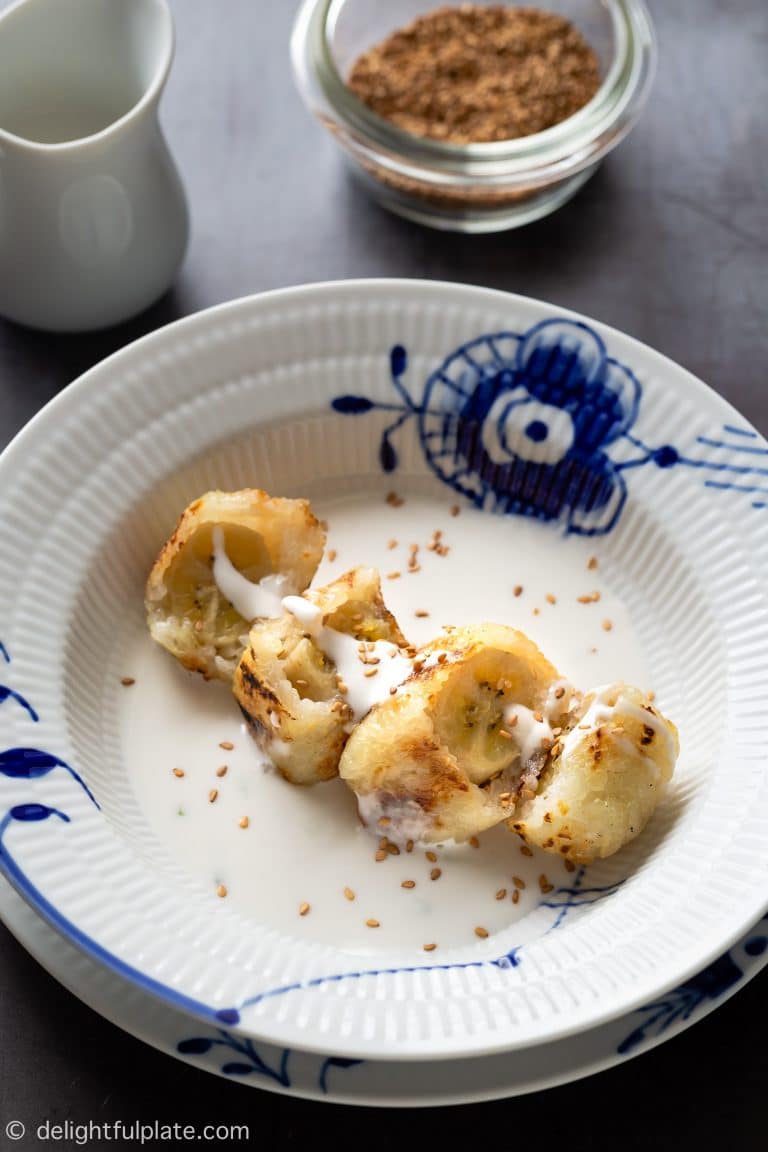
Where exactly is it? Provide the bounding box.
[292,0,657,174]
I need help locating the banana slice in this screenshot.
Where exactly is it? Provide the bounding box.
[510,683,679,863]
[233,566,409,785]
[339,623,575,844]
[145,489,325,682]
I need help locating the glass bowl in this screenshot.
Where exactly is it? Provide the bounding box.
[291,0,656,233]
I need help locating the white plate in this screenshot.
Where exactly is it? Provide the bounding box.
[1,280,767,1062]
[2,876,765,1106]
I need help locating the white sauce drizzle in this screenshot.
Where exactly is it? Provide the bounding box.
[281,594,414,723]
[211,526,293,621]
[559,683,675,773]
[357,793,432,845]
[504,679,576,768]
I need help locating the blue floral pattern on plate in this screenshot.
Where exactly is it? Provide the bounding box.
[618,916,767,1054]
[175,1030,364,1094]
[332,318,767,533]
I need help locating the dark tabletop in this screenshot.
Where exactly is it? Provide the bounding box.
[1,0,766,1145]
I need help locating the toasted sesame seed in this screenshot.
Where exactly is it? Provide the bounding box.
[545,593,557,605]
[216,764,228,778]
[533,711,544,723]
[120,676,135,687]
[387,843,401,856]
[533,607,540,616]
[468,836,480,849]
[513,585,523,597]
[430,867,442,881]
[565,859,577,872]
[577,590,601,604]
[512,876,526,889]
[386,491,404,507]
[555,686,566,699]
[299,902,311,916]
[540,736,552,751]
[172,767,185,778]
[495,888,507,900]
[387,538,398,549]
[363,667,379,678]
[588,555,598,570]
[425,850,438,862]
[378,816,391,827]
[499,792,512,805]
[538,874,554,894]
[327,548,337,562]
[437,652,447,664]
[512,889,520,904]
[499,729,513,740]
[405,839,414,853]
[520,845,534,857]
[337,678,349,694]
[507,714,519,728]
[423,942,438,952]
[209,788,218,803]
[408,564,421,573]
[343,887,356,902]
[647,690,656,702]
[219,740,235,751]
[387,571,401,580]
[239,816,249,829]
[602,619,613,632]
[194,619,204,632]
[389,685,398,695]
[366,918,380,928]
[414,609,430,618]
[216,884,227,898]
[450,505,460,517]
[474,926,489,939]
[378,836,389,849]
[375,849,387,862]
[401,880,416,889]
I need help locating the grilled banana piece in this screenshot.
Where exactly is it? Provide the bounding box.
[510,683,678,863]
[233,566,409,785]
[339,623,574,844]
[145,489,325,682]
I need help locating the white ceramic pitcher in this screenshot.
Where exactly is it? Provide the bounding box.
[0,0,188,331]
